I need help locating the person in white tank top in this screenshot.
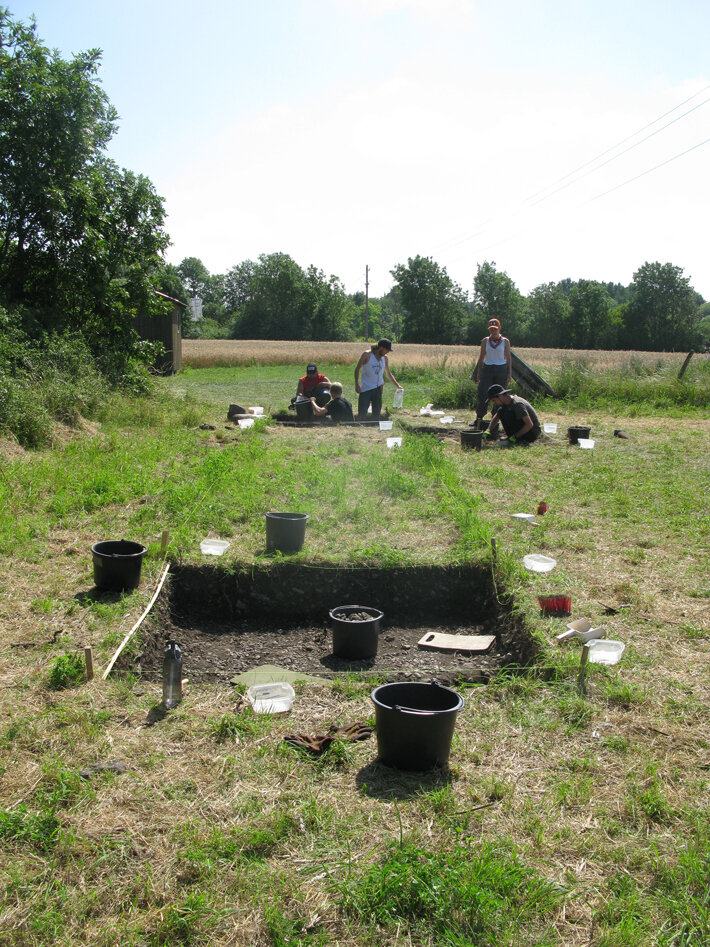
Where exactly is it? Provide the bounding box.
[354,339,402,421]
[474,319,511,425]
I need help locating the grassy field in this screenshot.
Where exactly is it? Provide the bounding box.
[0,352,709,946]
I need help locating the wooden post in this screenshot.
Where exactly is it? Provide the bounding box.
[577,643,590,695]
[161,530,170,554]
[84,646,94,681]
[677,351,694,380]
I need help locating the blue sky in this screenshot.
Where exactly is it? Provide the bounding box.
[8,0,710,299]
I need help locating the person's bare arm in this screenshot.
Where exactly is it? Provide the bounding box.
[354,351,368,393]
[504,339,512,385]
[383,356,401,388]
[475,339,486,382]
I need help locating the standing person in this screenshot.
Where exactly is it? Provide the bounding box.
[309,382,354,422]
[295,364,331,406]
[474,319,512,427]
[486,384,541,444]
[354,339,402,421]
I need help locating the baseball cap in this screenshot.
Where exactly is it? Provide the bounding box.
[306,364,318,374]
[377,338,393,351]
[488,319,501,329]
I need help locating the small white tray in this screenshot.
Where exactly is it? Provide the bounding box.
[247,682,295,713]
[511,513,536,523]
[578,438,595,449]
[200,538,230,556]
[523,553,557,572]
[543,423,558,434]
[588,639,625,665]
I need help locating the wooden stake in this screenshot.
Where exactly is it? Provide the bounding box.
[160,530,170,554]
[577,643,591,695]
[84,646,94,681]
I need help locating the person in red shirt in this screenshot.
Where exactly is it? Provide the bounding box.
[296,364,331,406]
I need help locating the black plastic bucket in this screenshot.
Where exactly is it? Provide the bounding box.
[461,430,483,451]
[265,512,309,553]
[91,540,147,591]
[568,425,591,444]
[330,605,383,659]
[371,681,464,770]
[294,397,314,422]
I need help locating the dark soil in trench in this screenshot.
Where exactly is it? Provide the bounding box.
[130,563,537,686]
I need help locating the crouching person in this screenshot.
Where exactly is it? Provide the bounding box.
[487,384,541,444]
[310,382,354,422]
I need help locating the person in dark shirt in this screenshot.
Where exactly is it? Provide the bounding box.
[486,384,541,444]
[310,382,354,422]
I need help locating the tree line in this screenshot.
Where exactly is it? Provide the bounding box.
[1,4,708,385]
[168,253,709,353]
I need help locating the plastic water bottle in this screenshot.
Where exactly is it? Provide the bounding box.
[162,640,182,708]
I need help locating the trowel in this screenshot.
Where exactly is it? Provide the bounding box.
[556,618,606,644]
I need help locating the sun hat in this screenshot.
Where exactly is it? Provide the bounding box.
[487,384,513,400]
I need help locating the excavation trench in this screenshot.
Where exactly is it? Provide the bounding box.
[134,563,538,685]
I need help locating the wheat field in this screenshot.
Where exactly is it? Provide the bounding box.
[182,339,687,372]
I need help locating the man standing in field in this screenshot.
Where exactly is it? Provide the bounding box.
[354,339,402,421]
[474,319,512,427]
[486,384,541,444]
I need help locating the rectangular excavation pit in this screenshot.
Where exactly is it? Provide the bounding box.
[134,563,538,685]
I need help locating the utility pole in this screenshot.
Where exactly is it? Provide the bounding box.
[365,265,370,341]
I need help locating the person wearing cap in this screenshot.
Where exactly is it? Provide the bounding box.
[354,339,402,421]
[296,364,331,407]
[309,382,354,422]
[474,319,511,427]
[486,384,541,444]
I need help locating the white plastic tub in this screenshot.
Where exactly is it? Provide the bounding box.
[247,682,295,713]
[578,438,595,449]
[238,418,255,429]
[248,406,264,416]
[379,420,393,430]
[523,553,557,572]
[386,437,402,449]
[543,423,558,434]
[511,513,536,523]
[588,639,625,665]
[200,538,230,556]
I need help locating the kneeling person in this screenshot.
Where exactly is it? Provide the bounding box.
[487,384,541,444]
[310,382,354,422]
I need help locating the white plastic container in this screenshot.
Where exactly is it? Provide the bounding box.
[247,682,295,713]
[393,388,404,408]
[379,420,393,430]
[511,513,536,523]
[386,437,402,449]
[543,423,558,434]
[248,406,264,416]
[587,639,625,665]
[578,438,595,449]
[440,416,454,424]
[200,538,230,556]
[523,553,557,573]
[238,418,255,429]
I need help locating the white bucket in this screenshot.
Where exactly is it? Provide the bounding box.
[386,437,402,449]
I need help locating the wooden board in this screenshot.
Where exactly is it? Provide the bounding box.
[417,632,495,653]
[511,350,556,398]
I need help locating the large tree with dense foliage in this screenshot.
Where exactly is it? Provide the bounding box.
[473,261,525,338]
[231,252,350,340]
[0,10,169,370]
[391,255,467,344]
[623,262,699,351]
